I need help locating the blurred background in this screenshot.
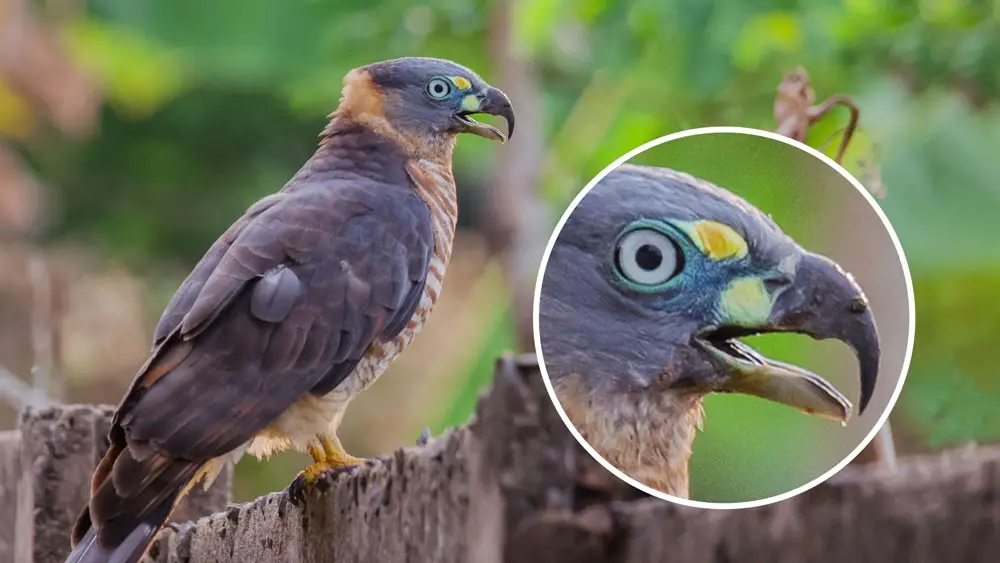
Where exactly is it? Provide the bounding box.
[626,132,911,501]
[0,0,996,502]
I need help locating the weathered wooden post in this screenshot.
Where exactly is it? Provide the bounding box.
[14,406,113,563]
[2,356,999,562]
[3,406,232,563]
[1,429,22,562]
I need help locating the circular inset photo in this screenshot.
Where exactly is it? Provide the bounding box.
[533,127,914,507]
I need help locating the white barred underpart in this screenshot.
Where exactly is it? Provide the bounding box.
[246,159,458,459]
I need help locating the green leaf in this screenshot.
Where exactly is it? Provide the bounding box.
[898,272,1000,446]
[64,19,189,117]
[732,12,803,70]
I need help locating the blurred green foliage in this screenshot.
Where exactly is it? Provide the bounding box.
[10,0,999,501]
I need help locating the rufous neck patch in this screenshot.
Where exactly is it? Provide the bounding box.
[337,69,385,121]
[676,220,748,261]
[331,69,455,164]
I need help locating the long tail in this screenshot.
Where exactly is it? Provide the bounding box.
[64,494,176,563]
[64,442,201,563]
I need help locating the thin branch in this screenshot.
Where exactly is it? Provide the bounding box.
[806,93,860,164]
[874,423,898,470]
[0,364,47,410]
[28,254,56,397]
[484,0,547,352]
[773,68,861,165]
[773,67,895,468]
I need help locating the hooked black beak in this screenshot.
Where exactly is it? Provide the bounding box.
[768,252,881,414]
[456,86,515,142]
[695,252,881,423]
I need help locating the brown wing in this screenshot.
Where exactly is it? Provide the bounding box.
[149,192,285,347]
[73,179,434,553]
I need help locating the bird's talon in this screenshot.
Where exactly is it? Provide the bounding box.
[288,475,308,505]
[287,458,364,503]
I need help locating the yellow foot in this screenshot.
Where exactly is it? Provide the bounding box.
[288,436,366,503]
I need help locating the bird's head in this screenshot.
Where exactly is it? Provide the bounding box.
[333,57,515,158]
[539,164,881,424]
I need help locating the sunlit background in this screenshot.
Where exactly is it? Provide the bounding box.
[0,0,997,502]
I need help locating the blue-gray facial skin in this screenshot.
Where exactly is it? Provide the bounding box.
[539,163,880,428]
[537,163,881,497]
[362,57,514,142]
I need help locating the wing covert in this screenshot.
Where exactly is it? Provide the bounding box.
[116,182,433,462]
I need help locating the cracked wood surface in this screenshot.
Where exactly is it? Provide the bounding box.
[2,356,998,562]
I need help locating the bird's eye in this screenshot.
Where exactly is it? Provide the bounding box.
[614,229,682,286]
[426,78,452,99]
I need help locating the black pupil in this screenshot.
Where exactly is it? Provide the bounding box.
[634,243,662,271]
[433,82,446,95]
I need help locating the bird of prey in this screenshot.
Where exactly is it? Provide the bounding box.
[65,57,514,563]
[538,164,880,499]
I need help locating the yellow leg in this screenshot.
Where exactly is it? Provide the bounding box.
[319,435,365,469]
[289,435,365,501]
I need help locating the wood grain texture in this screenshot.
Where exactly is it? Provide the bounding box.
[612,446,1000,562]
[144,429,469,563]
[5,405,231,563]
[150,359,1000,562]
[0,430,21,563]
[5,361,1000,562]
[16,405,115,563]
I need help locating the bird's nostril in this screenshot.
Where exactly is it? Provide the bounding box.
[762,275,792,294]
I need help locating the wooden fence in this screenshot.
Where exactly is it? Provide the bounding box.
[2,356,998,562]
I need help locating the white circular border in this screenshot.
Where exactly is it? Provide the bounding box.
[530,125,916,510]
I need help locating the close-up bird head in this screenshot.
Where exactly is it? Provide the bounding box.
[333,57,514,157]
[538,164,882,497]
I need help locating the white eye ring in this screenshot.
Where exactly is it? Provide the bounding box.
[615,229,681,286]
[427,78,452,99]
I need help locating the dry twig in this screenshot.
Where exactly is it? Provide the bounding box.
[28,254,63,400]
[774,67,895,469]
[0,363,47,409]
[774,67,860,165]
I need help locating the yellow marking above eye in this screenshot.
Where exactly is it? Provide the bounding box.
[450,76,472,90]
[677,220,748,260]
[719,277,772,326]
